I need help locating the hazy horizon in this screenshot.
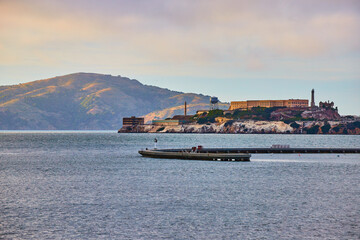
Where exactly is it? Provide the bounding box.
[1,0,359,115]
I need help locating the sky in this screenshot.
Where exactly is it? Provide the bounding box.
[0,0,359,115]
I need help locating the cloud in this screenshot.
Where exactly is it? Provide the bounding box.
[96,0,360,62]
[0,0,359,80]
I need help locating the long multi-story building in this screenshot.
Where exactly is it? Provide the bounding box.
[123,116,144,126]
[229,99,308,110]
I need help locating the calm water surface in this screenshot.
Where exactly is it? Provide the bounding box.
[0,132,359,239]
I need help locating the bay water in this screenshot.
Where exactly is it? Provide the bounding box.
[0,132,359,239]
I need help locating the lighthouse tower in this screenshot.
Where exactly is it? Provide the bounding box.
[311,89,316,108]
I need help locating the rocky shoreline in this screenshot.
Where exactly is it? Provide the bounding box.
[119,120,360,135]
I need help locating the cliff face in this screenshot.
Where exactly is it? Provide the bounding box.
[0,73,211,129]
[119,120,360,134]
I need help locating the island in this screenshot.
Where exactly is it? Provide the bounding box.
[119,90,360,135]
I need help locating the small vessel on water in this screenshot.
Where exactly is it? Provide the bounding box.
[138,145,251,162]
[138,144,360,162]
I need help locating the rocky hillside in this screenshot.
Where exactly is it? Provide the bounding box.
[120,120,360,135]
[0,73,212,129]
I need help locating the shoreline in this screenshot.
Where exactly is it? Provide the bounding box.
[118,120,360,135]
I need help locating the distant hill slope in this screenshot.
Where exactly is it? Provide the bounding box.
[143,103,229,123]
[0,73,212,129]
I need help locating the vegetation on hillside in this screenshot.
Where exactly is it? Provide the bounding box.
[196,109,224,124]
[193,107,315,124]
[188,107,358,135]
[0,73,213,129]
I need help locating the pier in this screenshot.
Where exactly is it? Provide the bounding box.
[139,147,360,162]
[161,147,360,154]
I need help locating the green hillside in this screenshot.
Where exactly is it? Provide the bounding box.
[0,73,211,129]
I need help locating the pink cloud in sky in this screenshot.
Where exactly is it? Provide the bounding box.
[0,0,359,78]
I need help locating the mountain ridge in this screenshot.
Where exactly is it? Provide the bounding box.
[0,73,213,129]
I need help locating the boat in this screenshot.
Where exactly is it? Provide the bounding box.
[138,146,251,161]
